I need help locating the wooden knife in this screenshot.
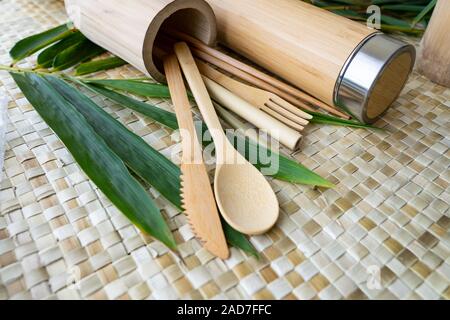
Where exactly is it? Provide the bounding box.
[163,54,229,259]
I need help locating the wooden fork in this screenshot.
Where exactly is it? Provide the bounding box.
[197,59,312,131]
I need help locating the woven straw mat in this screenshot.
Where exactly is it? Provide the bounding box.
[0,0,449,300]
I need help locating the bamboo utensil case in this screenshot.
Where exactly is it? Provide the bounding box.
[65,0,416,124]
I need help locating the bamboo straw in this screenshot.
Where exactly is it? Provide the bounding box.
[166,29,349,119]
[213,102,261,144]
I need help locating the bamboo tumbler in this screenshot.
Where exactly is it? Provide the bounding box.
[417,0,450,88]
[64,0,217,82]
[206,0,416,123]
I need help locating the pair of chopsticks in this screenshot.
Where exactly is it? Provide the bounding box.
[165,29,350,120]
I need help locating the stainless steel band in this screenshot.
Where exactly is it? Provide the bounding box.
[334,33,416,124]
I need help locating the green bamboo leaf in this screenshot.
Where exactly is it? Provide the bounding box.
[310,112,383,130]
[11,71,176,250]
[10,23,75,63]
[233,133,335,188]
[306,0,430,35]
[382,4,427,12]
[82,79,171,98]
[75,57,127,76]
[371,0,403,4]
[53,38,106,71]
[311,117,377,129]
[331,9,366,20]
[49,76,257,256]
[379,24,424,35]
[324,0,367,5]
[307,0,336,7]
[84,82,179,130]
[85,84,334,188]
[411,0,436,27]
[223,222,258,257]
[381,14,413,28]
[37,31,85,68]
[47,75,182,209]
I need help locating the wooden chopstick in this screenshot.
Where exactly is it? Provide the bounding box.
[166,29,350,119]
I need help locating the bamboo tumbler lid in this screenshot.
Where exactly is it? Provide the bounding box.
[65,0,217,82]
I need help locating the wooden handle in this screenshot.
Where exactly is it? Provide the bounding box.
[417,0,450,87]
[174,42,228,152]
[163,54,202,163]
[213,102,260,144]
[205,0,375,106]
[64,0,216,82]
[203,77,302,151]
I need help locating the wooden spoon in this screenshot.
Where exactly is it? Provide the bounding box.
[174,42,279,235]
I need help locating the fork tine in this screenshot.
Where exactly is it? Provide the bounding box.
[265,100,309,126]
[270,95,313,120]
[260,106,305,132]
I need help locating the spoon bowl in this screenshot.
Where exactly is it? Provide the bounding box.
[214,156,279,235]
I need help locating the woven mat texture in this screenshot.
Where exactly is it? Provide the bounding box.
[1,0,449,300]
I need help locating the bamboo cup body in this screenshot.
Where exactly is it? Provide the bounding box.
[206,0,415,123]
[417,0,450,88]
[64,0,217,82]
